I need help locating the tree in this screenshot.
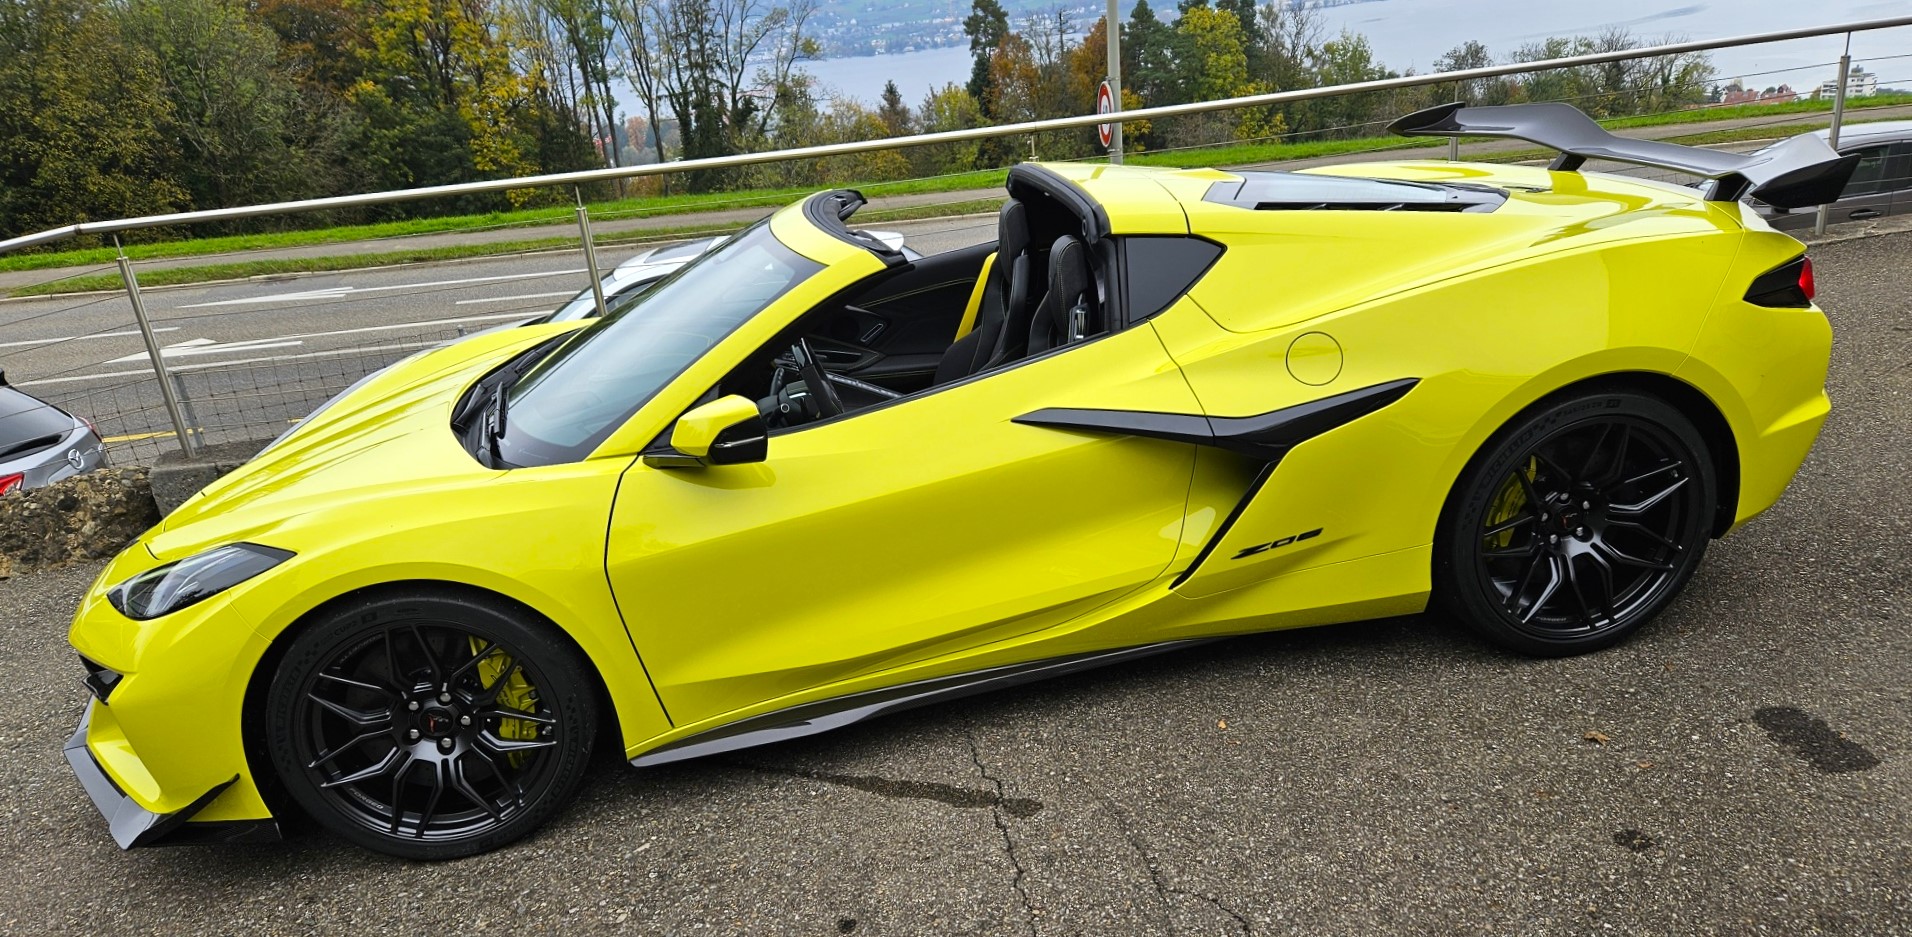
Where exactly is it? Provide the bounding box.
[914,82,984,176]
[1123,0,1174,105]
[120,0,353,214]
[0,0,185,239]
[962,0,1008,115]
[876,79,913,136]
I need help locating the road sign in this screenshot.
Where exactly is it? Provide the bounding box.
[1097,80,1116,149]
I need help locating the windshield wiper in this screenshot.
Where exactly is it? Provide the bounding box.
[467,341,553,468]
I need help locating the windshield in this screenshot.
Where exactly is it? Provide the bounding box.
[493,221,821,466]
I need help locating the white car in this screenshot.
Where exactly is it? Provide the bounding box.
[541,230,916,324]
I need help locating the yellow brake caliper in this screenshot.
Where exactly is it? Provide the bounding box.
[1484,457,1538,550]
[472,639,541,769]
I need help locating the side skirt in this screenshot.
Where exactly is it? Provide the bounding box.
[631,640,1210,768]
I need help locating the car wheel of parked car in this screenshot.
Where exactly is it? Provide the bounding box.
[265,590,597,860]
[1435,391,1714,657]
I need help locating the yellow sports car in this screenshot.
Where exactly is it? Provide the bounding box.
[64,103,1852,859]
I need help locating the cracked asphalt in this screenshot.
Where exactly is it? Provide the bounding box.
[1,231,1908,935]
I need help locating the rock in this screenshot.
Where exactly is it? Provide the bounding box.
[0,467,160,578]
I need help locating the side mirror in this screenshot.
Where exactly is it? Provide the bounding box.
[645,395,767,469]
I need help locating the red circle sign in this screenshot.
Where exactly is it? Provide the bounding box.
[1096,80,1115,149]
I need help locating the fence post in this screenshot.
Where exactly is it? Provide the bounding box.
[1449,136,1460,161]
[1814,37,1851,237]
[1104,0,1124,165]
[169,372,205,450]
[113,237,196,458]
[575,188,609,319]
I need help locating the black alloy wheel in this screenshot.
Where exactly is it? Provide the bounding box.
[1436,391,1715,656]
[266,591,596,860]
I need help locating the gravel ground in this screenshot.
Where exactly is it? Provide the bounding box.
[0,232,1906,936]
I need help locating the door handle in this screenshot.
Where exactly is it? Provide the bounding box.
[1851,208,1883,220]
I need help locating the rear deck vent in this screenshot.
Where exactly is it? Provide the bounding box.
[1205,172,1506,214]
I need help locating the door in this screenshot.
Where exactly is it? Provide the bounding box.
[1772,142,1895,231]
[605,324,1200,726]
[1886,143,1912,218]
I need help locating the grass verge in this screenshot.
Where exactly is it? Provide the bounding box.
[6,94,1905,277]
[5,199,1003,298]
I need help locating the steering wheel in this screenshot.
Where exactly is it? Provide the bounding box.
[788,337,844,421]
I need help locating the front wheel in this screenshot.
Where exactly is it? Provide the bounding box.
[264,590,597,860]
[1435,391,1716,656]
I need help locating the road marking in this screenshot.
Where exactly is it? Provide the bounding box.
[454,291,578,306]
[101,430,179,443]
[0,327,180,349]
[107,337,304,363]
[177,269,585,308]
[18,339,450,387]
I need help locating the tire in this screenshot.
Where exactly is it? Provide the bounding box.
[1434,390,1715,657]
[264,589,597,860]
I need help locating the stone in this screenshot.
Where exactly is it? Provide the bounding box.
[0,467,160,578]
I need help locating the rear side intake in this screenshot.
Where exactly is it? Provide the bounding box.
[1390,102,1861,208]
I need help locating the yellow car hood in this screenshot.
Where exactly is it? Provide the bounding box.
[150,323,576,556]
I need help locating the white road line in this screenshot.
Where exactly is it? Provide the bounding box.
[0,327,180,349]
[107,337,304,363]
[177,268,586,308]
[16,341,448,387]
[17,311,538,387]
[454,291,578,306]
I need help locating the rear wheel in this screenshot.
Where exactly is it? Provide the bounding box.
[1435,391,1715,656]
[264,590,596,860]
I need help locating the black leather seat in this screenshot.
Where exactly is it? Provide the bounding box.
[1023,236,1096,357]
[934,200,1033,384]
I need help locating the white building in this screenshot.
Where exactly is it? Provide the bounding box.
[1819,67,1880,99]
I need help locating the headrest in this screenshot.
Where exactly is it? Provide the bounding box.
[998,199,1030,267]
[1044,236,1090,333]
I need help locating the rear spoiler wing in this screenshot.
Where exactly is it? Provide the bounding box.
[1388,102,1861,209]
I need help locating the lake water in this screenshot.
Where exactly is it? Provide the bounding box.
[791,0,1910,105]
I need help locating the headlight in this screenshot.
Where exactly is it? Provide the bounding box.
[106,543,294,621]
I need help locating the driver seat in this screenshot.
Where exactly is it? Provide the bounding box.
[933,200,1033,384]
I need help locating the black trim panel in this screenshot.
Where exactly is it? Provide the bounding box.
[64,707,280,849]
[632,640,1208,767]
[1171,461,1277,588]
[1006,164,1112,244]
[802,190,907,267]
[1013,378,1419,461]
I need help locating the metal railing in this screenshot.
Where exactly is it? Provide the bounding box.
[3,13,1909,460]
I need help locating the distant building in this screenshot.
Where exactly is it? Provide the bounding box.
[1722,83,1798,105]
[1819,67,1880,99]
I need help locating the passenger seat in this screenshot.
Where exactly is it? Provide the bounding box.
[1023,236,1096,357]
[934,200,1033,384]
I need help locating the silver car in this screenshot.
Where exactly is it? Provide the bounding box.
[0,371,106,495]
[541,230,917,324]
[1753,120,1912,230]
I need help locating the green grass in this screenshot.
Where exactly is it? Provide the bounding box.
[3,198,1005,298]
[4,93,1905,292]
[1601,91,1912,129]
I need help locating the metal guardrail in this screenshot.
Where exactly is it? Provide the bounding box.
[5,13,1910,458]
[3,14,1910,255]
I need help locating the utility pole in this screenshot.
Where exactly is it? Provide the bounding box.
[1105,0,1124,164]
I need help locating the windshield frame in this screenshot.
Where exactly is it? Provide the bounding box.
[486,219,823,468]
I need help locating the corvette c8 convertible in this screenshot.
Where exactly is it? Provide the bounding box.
[65,103,1853,859]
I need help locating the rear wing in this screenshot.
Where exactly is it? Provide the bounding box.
[1389,102,1861,209]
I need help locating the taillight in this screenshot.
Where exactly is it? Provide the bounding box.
[0,473,22,496]
[1745,255,1814,308]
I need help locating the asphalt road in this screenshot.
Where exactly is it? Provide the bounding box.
[0,215,999,460]
[0,232,1906,934]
